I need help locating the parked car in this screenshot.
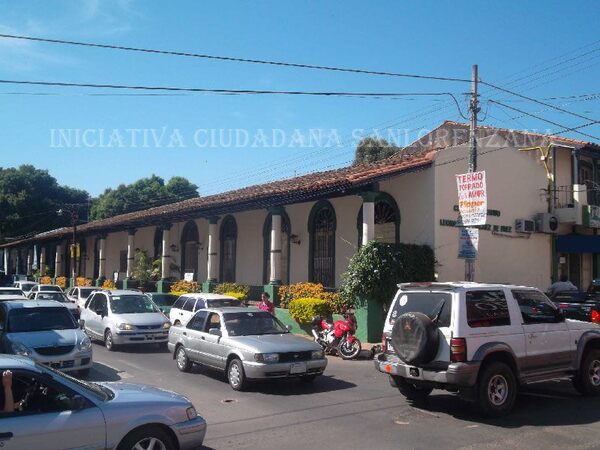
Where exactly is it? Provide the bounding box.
[550,290,600,323]
[80,289,171,351]
[169,293,244,327]
[0,300,92,376]
[145,292,179,315]
[0,287,26,297]
[29,291,81,321]
[30,284,63,294]
[169,307,327,390]
[0,354,206,450]
[13,280,38,295]
[66,286,99,307]
[375,282,600,416]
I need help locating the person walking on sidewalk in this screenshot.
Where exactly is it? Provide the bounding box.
[258,292,275,314]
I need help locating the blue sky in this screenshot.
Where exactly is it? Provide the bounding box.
[0,0,598,197]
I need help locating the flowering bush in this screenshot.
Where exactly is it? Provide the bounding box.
[40,276,52,284]
[213,282,250,297]
[288,298,331,324]
[76,277,93,287]
[320,291,350,314]
[102,279,116,290]
[55,276,68,288]
[278,282,325,308]
[170,280,199,294]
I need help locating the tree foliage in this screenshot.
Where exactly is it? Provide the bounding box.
[0,165,89,242]
[90,174,198,220]
[353,137,401,165]
[340,241,436,308]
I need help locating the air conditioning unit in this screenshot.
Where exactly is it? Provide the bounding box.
[515,219,535,234]
[536,213,559,233]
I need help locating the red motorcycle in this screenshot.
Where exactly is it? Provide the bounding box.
[311,310,362,360]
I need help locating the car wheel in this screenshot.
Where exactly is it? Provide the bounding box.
[104,330,117,352]
[395,376,433,401]
[117,426,175,450]
[477,362,517,417]
[176,346,192,372]
[574,349,600,396]
[227,358,247,391]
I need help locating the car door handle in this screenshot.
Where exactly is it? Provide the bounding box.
[183,332,187,336]
[201,336,205,340]
[0,432,13,440]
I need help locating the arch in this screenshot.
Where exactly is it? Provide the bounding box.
[93,238,100,279]
[180,221,200,279]
[220,215,237,282]
[356,191,401,245]
[308,200,336,287]
[262,210,291,284]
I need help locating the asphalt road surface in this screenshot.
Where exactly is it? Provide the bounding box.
[86,341,600,450]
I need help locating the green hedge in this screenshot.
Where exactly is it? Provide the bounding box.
[341,241,435,308]
[223,291,246,301]
[288,298,332,324]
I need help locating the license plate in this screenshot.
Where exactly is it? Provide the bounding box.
[290,363,307,374]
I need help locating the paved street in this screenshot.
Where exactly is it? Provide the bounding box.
[86,341,600,450]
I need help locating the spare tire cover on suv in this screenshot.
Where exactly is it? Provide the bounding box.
[391,312,440,365]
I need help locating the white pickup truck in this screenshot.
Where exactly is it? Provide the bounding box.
[374,282,600,416]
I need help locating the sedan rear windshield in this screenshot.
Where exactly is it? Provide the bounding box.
[36,292,70,303]
[8,307,77,332]
[0,289,23,296]
[390,291,452,327]
[110,295,159,314]
[39,286,62,292]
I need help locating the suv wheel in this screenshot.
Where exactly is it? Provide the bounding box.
[573,349,600,396]
[394,376,433,401]
[477,362,517,417]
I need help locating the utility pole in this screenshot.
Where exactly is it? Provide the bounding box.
[465,64,479,282]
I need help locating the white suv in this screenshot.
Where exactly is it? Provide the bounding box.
[374,282,600,416]
[169,293,243,327]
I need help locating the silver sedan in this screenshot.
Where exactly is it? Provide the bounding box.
[0,354,206,450]
[168,307,327,390]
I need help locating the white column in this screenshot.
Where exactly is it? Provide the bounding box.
[207,218,219,282]
[161,226,171,280]
[362,200,375,245]
[40,247,46,276]
[270,213,282,284]
[97,237,106,280]
[55,244,63,277]
[3,249,8,275]
[26,249,32,276]
[126,230,136,278]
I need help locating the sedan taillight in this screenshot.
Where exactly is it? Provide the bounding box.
[591,310,600,324]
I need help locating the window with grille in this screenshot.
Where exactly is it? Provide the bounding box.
[310,203,336,287]
[220,216,237,282]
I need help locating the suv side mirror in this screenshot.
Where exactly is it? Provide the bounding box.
[208,328,222,337]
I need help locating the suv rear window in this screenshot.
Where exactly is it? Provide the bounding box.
[389,292,452,327]
[466,290,510,328]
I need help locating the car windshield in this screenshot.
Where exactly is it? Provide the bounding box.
[7,307,77,332]
[389,291,453,327]
[36,292,70,303]
[150,294,178,307]
[223,311,288,336]
[207,299,242,308]
[36,362,112,401]
[39,286,62,292]
[79,288,96,299]
[110,295,159,314]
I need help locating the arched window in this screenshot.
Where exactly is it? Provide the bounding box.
[220,216,237,282]
[153,227,163,260]
[180,221,200,279]
[308,200,336,287]
[263,211,291,284]
[356,192,400,245]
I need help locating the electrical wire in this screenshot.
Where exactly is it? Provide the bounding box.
[0,33,470,83]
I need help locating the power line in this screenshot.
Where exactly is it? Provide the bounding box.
[0,33,470,83]
[488,100,599,141]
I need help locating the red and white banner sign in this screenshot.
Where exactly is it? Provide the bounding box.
[456,171,487,226]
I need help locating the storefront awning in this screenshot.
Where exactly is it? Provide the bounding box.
[556,234,600,253]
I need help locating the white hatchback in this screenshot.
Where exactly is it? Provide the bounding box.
[169,293,243,327]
